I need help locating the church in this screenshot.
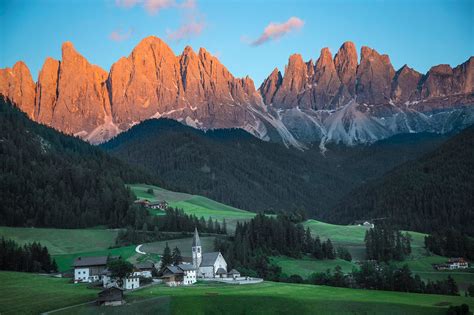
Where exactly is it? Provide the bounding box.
[192,228,228,278]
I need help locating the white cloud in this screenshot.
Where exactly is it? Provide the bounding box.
[251,17,304,46]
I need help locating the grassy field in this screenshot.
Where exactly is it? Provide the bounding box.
[0,226,118,255]
[0,271,98,315]
[140,236,216,257]
[271,256,358,277]
[129,184,256,231]
[60,281,474,315]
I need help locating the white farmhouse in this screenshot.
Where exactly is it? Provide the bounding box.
[192,228,228,278]
[73,256,112,283]
[133,262,155,278]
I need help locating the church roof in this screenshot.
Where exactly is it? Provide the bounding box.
[192,228,201,247]
[200,252,220,267]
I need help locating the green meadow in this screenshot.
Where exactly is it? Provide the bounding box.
[58,281,474,315]
[271,256,358,277]
[128,183,256,231]
[0,271,97,315]
[0,226,118,255]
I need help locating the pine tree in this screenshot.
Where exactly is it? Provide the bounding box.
[172,246,182,265]
[160,243,173,272]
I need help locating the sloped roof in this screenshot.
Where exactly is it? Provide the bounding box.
[164,265,183,275]
[200,252,220,267]
[228,269,240,274]
[178,264,196,271]
[73,256,108,267]
[135,262,155,270]
[192,228,201,247]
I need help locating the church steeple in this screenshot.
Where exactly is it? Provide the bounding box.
[192,228,202,269]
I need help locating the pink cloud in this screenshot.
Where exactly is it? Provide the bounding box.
[115,0,195,14]
[109,29,133,42]
[251,17,304,46]
[167,19,205,41]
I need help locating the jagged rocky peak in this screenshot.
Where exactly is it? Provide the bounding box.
[421,64,454,98]
[334,41,358,95]
[391,64,422,103]
[356,46,395,104]
[312,47,342,109]
[0,61,36,118]
[453,56,474,94]
[259,67,282,105]
[35,57,60,123]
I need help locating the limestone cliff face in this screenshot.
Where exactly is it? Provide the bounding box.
[0,61,36,118]
[1,37,473,146]
[356,46,395,105]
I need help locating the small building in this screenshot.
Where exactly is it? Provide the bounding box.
[97,287,124,306]
[354,220,374,228]
[162,264,197,286]
[134,199,150,206]
[146,200,169,210]
[73,256,119,283]
[448,258,469,269]
[124,276,140,290]
[133,262,155,278]
[228,269,241,279]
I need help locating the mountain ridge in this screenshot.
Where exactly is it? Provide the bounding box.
[1,36,473,147]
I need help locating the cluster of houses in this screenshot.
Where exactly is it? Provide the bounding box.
[73,228,242,305]
[133,199,169,210]
[433,258,469,270]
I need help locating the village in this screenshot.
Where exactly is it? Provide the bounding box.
[73,228,262,306]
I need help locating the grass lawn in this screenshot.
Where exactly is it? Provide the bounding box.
[140,236,216,257]
[53,245,137,273]
[0,271,97,315]
[0,226,119,255]
[128,184,256,232]
[61,281,474,315]
[271,256,358,277]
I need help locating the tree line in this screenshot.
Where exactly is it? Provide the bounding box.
[302,263,460,296]
[214,214,349,279]
[0,98,158,229]
[0,237,57,273]
[424,229,474,260]
[365,224,411,262]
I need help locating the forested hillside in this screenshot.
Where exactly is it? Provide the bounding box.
[325,126,474,235]
[0,98,159,228]
[102,118,449,216]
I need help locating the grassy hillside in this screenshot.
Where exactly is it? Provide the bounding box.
[0,226,118,255]
[271,256,357,277]
[58,281,474,315]
[129,183,256,231]
[0,271,97,315]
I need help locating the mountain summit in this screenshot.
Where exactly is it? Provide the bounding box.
[1,37,473,147]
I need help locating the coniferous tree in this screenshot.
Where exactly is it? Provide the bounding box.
[172,246,182,265]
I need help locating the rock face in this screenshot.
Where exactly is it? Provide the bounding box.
[1,37,473,147]
[0,61,35,118]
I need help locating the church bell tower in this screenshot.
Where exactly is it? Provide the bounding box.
[192,227,202,269]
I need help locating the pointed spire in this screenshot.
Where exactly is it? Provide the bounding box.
[192,227,201,247]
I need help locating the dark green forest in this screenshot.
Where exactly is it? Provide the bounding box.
[0,98,159,228]
[102,118,448,216]
[0,237,57,273]
[324,126,474,235]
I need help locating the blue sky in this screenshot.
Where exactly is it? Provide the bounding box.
[1,0,473,86]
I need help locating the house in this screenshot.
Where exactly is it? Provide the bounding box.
[228,269,241,279]
[97,287,124,306]
[448,258,469,269]
[192,228,228,278]
[134,199,150,206]
[73,256,120,283]
[146,200,169,210]
[354,220,375,228]
[162,264,197,286]
[133,262,155,278]
[102,269,141,290]
[124,276,140,290]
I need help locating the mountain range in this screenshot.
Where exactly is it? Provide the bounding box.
[1,36,473,147]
